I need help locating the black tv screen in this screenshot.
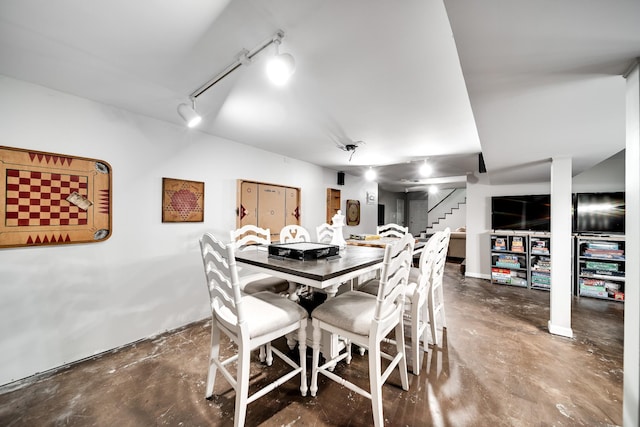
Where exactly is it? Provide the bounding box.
[491,195,551,232]
[574,192,625,235]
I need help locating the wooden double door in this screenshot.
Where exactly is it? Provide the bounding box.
[237,180,301,241]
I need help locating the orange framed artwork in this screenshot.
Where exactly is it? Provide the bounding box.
[0,146,112,248]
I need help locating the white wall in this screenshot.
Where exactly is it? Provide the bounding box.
[378,189,404,226]
[0,76,376,386]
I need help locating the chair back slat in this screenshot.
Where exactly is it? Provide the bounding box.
[376,223,408,238]
[374,233,415,321]
[415,232,441,292]
[316,223,333,243]
[230,224,271,249]
[200,232,245,330]
[432,228,451,286]
[280,225,311,243]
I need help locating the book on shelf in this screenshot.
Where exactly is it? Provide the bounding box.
[585,261,619,271]
[582,249,625,260]
[581,288,608,298]
[586,241,619,251]
[531,239,549,254]
[496,254,519,261]
[493,237,506,251]
[511,236,525,252]
[580,269,625,277]
[496,262,521,269]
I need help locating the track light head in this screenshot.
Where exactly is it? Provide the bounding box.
[266,40,295,85]
[177,102,201,128]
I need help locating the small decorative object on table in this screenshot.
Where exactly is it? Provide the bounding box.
[330,209,347,249]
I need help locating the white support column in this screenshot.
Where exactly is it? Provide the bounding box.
[548,157,573,338]
[623,59,640,427]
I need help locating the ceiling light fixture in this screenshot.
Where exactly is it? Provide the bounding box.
[177,98,201,128]
[266,38,295,85]
[419,159,433,177]
[365,167,377,181]
[177,30,294,127]
[429,185,438,194]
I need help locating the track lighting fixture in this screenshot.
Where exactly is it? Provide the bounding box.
[177,99,201,128]
[266,38,295,85]
[178,30,295,127]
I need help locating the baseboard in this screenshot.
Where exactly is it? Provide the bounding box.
[548,321,574,338]
[465,271,490,280]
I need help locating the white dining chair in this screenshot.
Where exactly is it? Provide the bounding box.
[279,224,311,243]
[403,233,440,374]
[199,233,308,427]
[358,233,438,374]
[229,225,290,295]
[310,233,414,427]
[315,223,333,243]
[429,227,451,347]
[376,223,408,238]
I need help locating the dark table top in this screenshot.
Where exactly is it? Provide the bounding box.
[235,244,385,289]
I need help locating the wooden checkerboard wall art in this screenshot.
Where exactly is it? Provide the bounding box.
[0,146,112,248]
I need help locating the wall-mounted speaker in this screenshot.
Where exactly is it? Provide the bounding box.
[479,153,487,173]
[337,171,345,185]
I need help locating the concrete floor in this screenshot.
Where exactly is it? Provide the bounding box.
[0,262,624,426]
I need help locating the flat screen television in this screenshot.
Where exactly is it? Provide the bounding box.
[491,195,551,232]
[574,192,625,235]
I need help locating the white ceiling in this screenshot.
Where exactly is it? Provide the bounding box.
[0,0,638,191]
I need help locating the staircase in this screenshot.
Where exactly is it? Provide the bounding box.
[425,188,466,233]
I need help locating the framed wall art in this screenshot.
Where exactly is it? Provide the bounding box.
[0,146,112,248]
[162,178,204,222]
[346,199,360,226]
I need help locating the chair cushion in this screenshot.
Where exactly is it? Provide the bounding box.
[240,273,290,294]
[359,278,416,303]
[227,291,308,339]
[311,291,377,336]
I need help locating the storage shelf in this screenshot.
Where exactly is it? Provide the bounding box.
[575,235,625,303]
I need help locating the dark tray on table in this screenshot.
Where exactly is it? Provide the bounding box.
[268,242,340,261]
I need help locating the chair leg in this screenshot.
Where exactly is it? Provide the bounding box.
[394,321,410,391]
[234,345,251,427]
[265,343,273,366]
[206,321,220,399]
[298,321,308,396]
[411,303,421,375]
[286,333,297,350]
[439,286,447,329]
[310,319,321,397]
[368,340,384,427]
[428,290,439,347]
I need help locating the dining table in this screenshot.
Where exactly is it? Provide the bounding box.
[235,244,385,298]
[235,244,386,359]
